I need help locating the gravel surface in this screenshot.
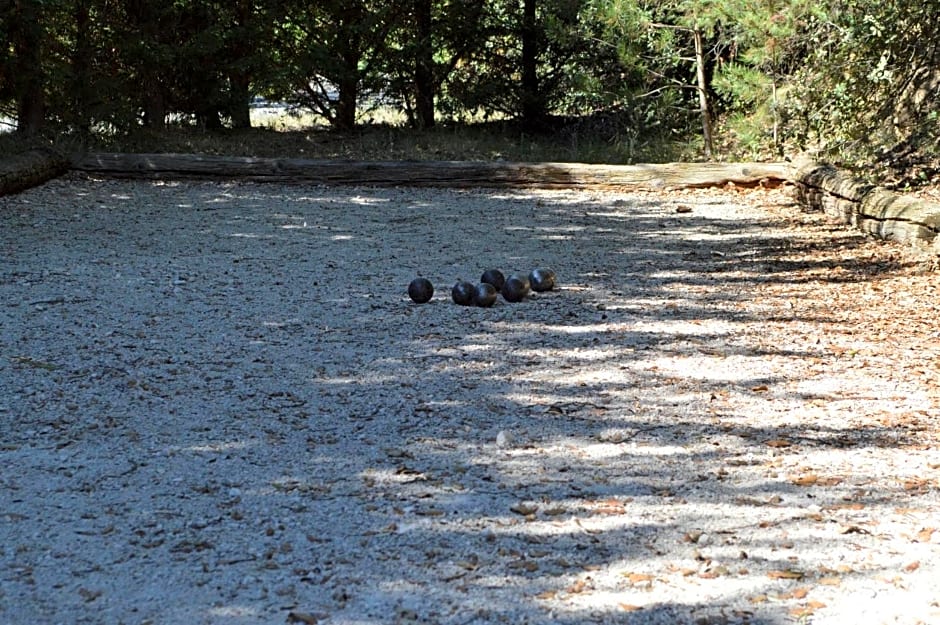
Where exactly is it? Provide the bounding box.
[1,176,939,625]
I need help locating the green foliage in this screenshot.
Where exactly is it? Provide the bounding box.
[1,0,938,178]
[785,0,940,176]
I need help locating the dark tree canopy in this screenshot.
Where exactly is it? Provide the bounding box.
[2,0,938,170]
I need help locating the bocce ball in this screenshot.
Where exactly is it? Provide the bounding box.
[529,267,556,292]
[408,277,434,303]
[480,269,506,292]
[501,275,530,303]
[451,280,475,306]
[473,282,498,307]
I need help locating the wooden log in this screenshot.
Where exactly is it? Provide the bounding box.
[793,160,940,252]
[75,152,791,190]
[0,148,70,197]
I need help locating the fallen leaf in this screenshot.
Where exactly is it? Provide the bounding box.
[749,594,768,604]
[535,590,557,600]
[903,478,930,491]
[676,205,693,214]
[840,525,871,535]
[624,572,655,585]
[827,502,865,511]
[819,576,842,586]
[790,601,826,618]
[593,498,627,514]
[682,531,703,543]
[787,587,810,599]
[507,559,539,572]
[619,603,643,612]
[78,588,102,602]
[287,612,327,625]
[915,527,936,542]
[510,502,539,516]
[766,439,792,448]
[751,384,770,392]
[790,474,819,486]
[768,569,804,580]
[903,561,920,572]
[565,579,590,594]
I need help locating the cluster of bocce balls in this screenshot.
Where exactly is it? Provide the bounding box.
[407,268,556,307]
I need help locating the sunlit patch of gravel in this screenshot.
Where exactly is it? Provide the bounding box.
[1,175,938,625]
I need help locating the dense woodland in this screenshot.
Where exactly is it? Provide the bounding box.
[1,0,940,175]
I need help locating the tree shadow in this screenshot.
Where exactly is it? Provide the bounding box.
[0,180,934,625]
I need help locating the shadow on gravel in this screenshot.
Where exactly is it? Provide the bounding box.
[1,181,932,625]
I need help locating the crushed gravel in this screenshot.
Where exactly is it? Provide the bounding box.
[1,175,939,625]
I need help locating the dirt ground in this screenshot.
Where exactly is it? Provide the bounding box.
[1,175,938,625]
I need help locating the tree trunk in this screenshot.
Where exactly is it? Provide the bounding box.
[130,0,166,128]
[228,0,253,129]
[141,75,167,128]
[413,0,435,129]
[520,0,543,126]
[332,4,363,130]
[71,0,92,135]
[11,0,45,135]
[229,74,252,129]
[693,29,713,159]
[336,77,358,130]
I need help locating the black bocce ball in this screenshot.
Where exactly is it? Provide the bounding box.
[501,275,530,303]
[529,267,556,292]
[408,277,434,303]
[480,269,506,292]
[473,282,498,307]
[451,280,476,306]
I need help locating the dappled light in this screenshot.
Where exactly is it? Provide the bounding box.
[1,178,938,625]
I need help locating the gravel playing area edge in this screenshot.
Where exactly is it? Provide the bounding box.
[1,175,939,625]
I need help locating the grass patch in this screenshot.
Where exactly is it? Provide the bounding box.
[2,107,707,164]
[83,120,703,164]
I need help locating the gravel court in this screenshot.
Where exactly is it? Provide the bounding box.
[1,176,938,625]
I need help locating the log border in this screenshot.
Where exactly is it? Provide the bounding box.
[1,150,938,254]
[793,160,940,253]
[73,153,790,191]
[0,148,70,197]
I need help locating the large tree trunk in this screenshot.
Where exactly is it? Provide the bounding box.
[129,0,166,128]
[229,74,252,129]
[519,0,543,127]
[12,0,45,135]
[141,75,167,128]
[413,0,435,129]
[71,0,93,137]
[332,5,363,130]
[335,77,358,130]
[228,0,253,129]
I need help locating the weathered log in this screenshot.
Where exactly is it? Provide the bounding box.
[0,148,70,197]
[794,160,940,252]
[75,152,790,190]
